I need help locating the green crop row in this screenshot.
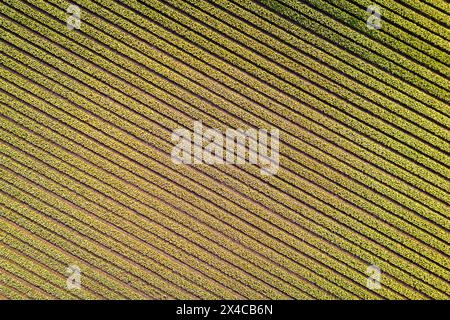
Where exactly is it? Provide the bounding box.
[0,91,310,298]
[271,0,450,97]
[0,76,393,300]
[2,25,446,266]
[0,245,77,299]
[0,89,432,298]
[0,37,444,302]
[103,0,450,205]
[10,0,446,225]
[309,0,449,68]
[2,0,449,300]
[0,153,302,299]
[0,39,442,298]
[0,137,272,299]
[1,234,99,300]
[0,92,389,300]
[0,257,50,299]
[80,0,450,191]
[0,199,168,299]
[162,0,450,216]
[0,172,206,299]
[0,272,30,300]
[169,0,448,164]
[2,0,446,298]
[0,98,381,300]
[1,219,142,299]
[394,0,450,31]
[203,0,450,144]
[0,104,329,299]
[0,151,230,300]
[7,0,446,218]
[0,69,440,300]
[134,0,449,172]
[352,0,450,48]
[229,0,450,119]
[0,90,408,300]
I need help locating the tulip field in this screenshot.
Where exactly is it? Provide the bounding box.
[0,0,449,299]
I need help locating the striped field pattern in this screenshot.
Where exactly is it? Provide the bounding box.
[0,0,449,299]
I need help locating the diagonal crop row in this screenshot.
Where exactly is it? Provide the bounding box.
[5,0,448,235]
[0,158,302,299]
[0,175,207,299]
[307,0,450,69]
[0,260,50,300]
[350,0,450,49]
[0,79,446,298]
[266,0,450,99]
[85,0,450,190]
[395,0,450,31]
[1,43,448,298]
[0,99,320,298]
[0,136,285,299]
[229,0,450,119]
[0,86,404,298]
[95,0,450,211]
[2,53,446,282]
[133,0,450,173]
[165,0,448,164]
[0,233,101,300]
[1,220,142,299]
[0,200,168,299]
[197,0,450,144]
[1,0,449,300]
[1,98,387,299]
[6,0,446,220]
[0,244,77,299]
[3,92,396,300]
[0,158,233,299]
[0,271,31,300]
[0,109,338,298]
[2,0,446,300]
[1,15,448,262]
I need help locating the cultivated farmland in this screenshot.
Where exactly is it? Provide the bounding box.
[0,0,449,300]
